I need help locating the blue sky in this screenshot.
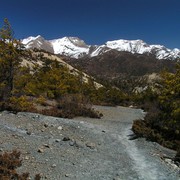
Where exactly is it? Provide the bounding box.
[0,0,179,48]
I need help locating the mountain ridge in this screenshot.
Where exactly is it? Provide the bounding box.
[22,35,180,60]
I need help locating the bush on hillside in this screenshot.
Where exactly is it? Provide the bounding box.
[132,64,180,162]
[0,150,40,179]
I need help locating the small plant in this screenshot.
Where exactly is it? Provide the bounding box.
[57,94,102,118]
[0,150,27,179]
[36,96,47,106]
[0,150,41,179]
[9,96,34,112]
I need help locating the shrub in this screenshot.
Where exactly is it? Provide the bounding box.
[0,150,41,179]
[9,96,34,112]
[0,150,28,179]
[40,107,66,118]
[56,94,102,118]
[36,96,47,106]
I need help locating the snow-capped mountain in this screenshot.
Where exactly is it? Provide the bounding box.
[22,35,54,53]
[22,35,180,60]
[106,39,180,60]
[50,37,89,58]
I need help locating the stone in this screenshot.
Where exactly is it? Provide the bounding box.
[26,131,32,135]
[51,164,56,168]
[24,156,29,160]
[65,174,70,177]
[69,140,76,146]
[62,137,71,141]
[58,126,63,130]
[43,144,50,148]
[86,142,96,149]
[44,123,48,128]
[36,115,40,118]
[38,148,44,153]
[55,139,60,142]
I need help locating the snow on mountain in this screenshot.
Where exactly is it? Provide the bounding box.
[22,36,180,60]
[50,37,89,58]
[22,35,54,53]
[90,45,111,57]
[106,39,180,60]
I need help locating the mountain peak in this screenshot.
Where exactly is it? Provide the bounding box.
[22,36,180,60]
[50,36,89,48]
[49,37,89,58]
[22,35,53,53]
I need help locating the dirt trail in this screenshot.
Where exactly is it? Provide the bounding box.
[0,106,179,180]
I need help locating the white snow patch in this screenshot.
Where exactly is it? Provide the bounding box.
[22,36,180,60]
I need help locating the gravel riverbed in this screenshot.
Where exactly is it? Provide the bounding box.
[0,106,179,180]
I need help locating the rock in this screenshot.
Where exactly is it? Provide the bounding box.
[44,123,48,128]
[62,137,71,141]
[86,142,96,149]
[26,131,32,135]
[69,140,76,146]
[57,126,63,130]
[24,156,29,160]
[55,139,60,142]
[38,148,44,153]
[12,134,18,139]
[43,144,50,148]
[35,115,40,118]
[51,164,56,168]
[65,174,70,177]
[164,158,172,164]
[102,130,106,133]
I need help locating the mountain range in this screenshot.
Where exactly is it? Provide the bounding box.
[22,35,180,60]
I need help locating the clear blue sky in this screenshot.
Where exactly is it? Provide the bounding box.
[0,0,179,48]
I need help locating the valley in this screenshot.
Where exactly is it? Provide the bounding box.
[0,19,180,179]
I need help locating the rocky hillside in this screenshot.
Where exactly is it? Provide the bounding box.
[63,50,177,91]
[21,49,103,89]
[65,50,177,78]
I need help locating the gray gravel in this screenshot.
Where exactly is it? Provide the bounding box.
[0,106,179,180]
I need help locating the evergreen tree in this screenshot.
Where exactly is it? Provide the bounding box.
[0,18,22,101]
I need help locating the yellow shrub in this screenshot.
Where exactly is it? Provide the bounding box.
[9,96,34,112]
[36,95,47,106]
